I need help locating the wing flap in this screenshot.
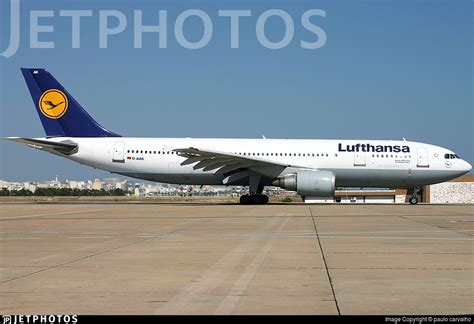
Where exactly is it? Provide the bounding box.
[174,147,297,178]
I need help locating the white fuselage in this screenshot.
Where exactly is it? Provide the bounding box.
[46,137,471,188]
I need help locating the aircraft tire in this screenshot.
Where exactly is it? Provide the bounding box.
[240,194,269,205]
[240,194,252,205]
[254,195,269,205]
[409,196,419,205]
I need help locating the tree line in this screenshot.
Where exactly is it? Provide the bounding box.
[0,188,127,196]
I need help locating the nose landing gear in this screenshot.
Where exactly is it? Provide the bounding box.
[409,186,421,205]
[409,196,419,205]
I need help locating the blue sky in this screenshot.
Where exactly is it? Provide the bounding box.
[0,0,472,181]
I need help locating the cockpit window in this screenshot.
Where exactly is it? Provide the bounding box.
[444,153,459,159]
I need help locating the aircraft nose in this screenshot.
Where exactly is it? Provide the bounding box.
[462,160,472,172]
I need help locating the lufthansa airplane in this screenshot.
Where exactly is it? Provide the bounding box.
[6,68,472,204]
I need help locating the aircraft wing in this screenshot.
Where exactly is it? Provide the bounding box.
[173,147,305,183]
[4,137,78,155]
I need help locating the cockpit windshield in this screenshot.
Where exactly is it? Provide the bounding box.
[444,153,459,159]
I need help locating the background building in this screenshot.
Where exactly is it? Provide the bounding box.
[305,174,473,204]
[1,175,472,204]
[427,174,474,204]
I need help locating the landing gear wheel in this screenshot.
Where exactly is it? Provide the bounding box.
[239,194,269,205]
[409,196,419,205]
[255,195,269,205]
[240,195,252,205]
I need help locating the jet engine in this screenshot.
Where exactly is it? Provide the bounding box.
[272,170,335,197]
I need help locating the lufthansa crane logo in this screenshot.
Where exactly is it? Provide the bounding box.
[39,89,68,119]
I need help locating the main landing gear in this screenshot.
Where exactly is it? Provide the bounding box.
[409,186,421,205]
[239,175,269,205]
[240,194,269,205]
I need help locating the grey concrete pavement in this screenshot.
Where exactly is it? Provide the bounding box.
[0,203,472,314]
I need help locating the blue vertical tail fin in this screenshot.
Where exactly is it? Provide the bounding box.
[21,68,121,138]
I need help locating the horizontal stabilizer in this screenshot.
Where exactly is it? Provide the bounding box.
[4,137,78,155]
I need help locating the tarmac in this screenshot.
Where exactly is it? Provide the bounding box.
[0,203,472,315]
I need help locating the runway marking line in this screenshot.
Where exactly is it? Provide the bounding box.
[0,209,108,220]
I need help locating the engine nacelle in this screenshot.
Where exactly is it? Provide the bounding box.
[272,170,335,197]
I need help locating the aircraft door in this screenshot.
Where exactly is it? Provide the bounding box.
[416,148,429,167]
[354,151,366,166]
[113,142,125,163]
